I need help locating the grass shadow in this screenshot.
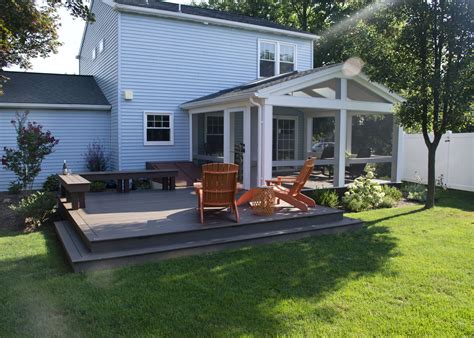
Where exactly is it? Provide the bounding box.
[0,218,398,336]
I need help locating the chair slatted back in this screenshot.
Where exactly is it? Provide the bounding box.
[288,158,315,196]
[202,163,239,207]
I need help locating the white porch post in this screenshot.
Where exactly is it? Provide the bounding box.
[243,107,251,189]
[391,122,404,182]
[346,113,352,154]
[306,116,313,155]
[335,78,348,187]
[261,103,273,184]
[223,109,231,163]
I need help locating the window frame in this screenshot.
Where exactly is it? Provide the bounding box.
[204,113,224,156]
[143,111,174,146]
[258,39,297,78]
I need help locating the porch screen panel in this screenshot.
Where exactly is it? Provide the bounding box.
[311,116,335,159]
[349,113,393,180]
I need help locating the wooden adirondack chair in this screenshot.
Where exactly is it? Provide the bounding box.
[194,163,240,224]
[265,158,316,211]
[236,158,316,212]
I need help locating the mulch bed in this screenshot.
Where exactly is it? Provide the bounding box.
[0,192,24,232]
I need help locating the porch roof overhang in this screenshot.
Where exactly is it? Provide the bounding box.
[180,63,404,112]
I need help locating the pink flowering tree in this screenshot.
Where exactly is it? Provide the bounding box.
[2,112,59,191]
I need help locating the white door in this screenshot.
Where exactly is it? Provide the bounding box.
[273,117,297,161]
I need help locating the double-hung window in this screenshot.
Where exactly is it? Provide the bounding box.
[205,114,224,156]
[259,40,296,77]
[144,112,174,145]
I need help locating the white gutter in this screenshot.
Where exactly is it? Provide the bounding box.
[0,103,112,111]
[103,0,318,40]
[180,93,255,110]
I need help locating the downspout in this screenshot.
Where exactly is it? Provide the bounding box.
[249,95,263,185]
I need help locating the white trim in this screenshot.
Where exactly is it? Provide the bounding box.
[265,95,394,112]
[335,109,347,187]
[243,106,252,189]
[257,39,297,78]
[184,99,251,112]
[91,47,96,60]
[143,111,174,146]
[306,116,313,154]
[189,114,193,161]
[223,110,231,162]
[261,104,273,184]
[181,65,404,111]
[117,12,123,169]
[0,103,111,110]
[103,0,318,40]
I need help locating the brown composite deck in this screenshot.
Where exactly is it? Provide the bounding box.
[55,188,363,272]
[67,188,341,242]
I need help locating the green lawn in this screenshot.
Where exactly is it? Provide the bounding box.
[1,190,473,336]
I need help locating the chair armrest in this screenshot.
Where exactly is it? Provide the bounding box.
[266,177,297,186]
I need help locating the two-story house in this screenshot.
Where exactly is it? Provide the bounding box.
[0,0,404,191]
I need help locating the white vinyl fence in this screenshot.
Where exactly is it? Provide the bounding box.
[403,132,474,192]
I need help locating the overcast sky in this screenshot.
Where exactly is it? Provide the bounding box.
[7,0,192,74]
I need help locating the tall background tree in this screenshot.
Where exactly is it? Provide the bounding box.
[199,0,473,208]
[349,0,473,208]
[0,0,93,92]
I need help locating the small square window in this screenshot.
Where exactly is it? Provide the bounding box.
[98,39,104,54]
[144,112,173,145]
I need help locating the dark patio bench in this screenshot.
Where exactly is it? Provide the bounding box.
[77,170,178,192]
[59,174,91,210]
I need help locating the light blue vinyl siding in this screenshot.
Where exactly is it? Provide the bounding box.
[79,0,119,168]
[118,13,313,169]
[0,110,110,191]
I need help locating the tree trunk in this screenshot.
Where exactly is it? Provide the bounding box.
[425,145,437,208]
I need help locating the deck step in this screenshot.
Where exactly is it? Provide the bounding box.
[55,217,363,272]
[75,207,344,253]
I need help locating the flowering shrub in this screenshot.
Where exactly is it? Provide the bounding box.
[2,112,59,191]
[9,191,57,229]
[342,167,386,212]
[84,141,109,172]
[402,172,427,202]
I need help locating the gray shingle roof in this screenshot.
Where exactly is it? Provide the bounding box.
[0,71,110,106]
[182,64,342,106]
[114,0,313,35]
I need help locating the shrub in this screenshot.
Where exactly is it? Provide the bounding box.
[342,167,385,212]
[43,174,59,192]
[133,179,151,190]
[402,182,427,202]
[84,142,109,172]
[9,191,57,228]
[382,185,403,202]
[378,185,403,208]
[2,112,59,191]
[8,181,22,195]
[90,181,107,192]
[313,189,339,208]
